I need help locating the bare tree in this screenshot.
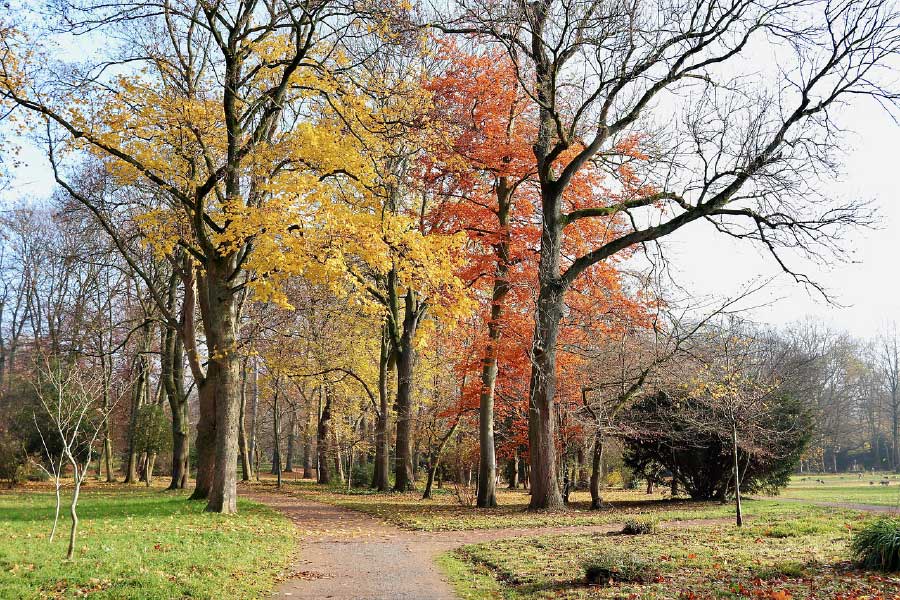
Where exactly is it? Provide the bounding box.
[32,359,116,559]
[435,0,899,508]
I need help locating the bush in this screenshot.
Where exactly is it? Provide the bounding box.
[851,518,900,572]
[604,470,623,488]
[0,432,26,486]
[584,551,658,585]
[621,391,812,500]
[621,516,658,535]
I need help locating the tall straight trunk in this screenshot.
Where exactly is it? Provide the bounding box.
[124,341,150,484]
[302,409,313,479]
[393,290,421,492]
[527,277,566,509]
[200,261,241,514]
[285,408,296,472]
[317,386,332,485]
[372,323,391,491]
[250,357,259,473]
[477,180,512,508]
[191,372,216,499]
[589,431,604,510]
[100,352,115,482]
[893,400,899,473]
[273,383,282,488]
[162,272,190,490]
[507,452,519,489]
[732,422,743,527]
[238,361,252,482]
[333,430,344,483]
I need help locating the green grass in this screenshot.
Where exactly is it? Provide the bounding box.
[0,484,297,599]
[259,479,848,532]
[774,473,900,507]
[442,509,898,599]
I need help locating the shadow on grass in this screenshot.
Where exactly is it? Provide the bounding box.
[0,488,270,524]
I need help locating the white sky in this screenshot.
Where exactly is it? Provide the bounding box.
[2,18,898,341]
[662,97,900,339]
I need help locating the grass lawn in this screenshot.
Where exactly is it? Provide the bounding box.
[774,473,900,507]
[0,483,297,599]
[441,510,900,599]
[258,479,849,532]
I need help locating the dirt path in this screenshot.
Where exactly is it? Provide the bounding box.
[249,491,732,600]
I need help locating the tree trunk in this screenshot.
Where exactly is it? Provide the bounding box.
[162,282,190,491]
[317,386,332,485]
[476,183,513,509]
[732,422,743,527]
[423,419,460,499]
[145,453,156,487]
[527,280,566,510]
[507,452,519,489]
[393,291,420,492]
[124,349,149,484]
[66,479,81,560]
[893,400,899,473]
[302,409,313,479]
[333,430,345,483]
[589,432,604,510]
[200,263,240,514]
[372,324,391,491]
[273,384,282,488]
[284,408,296,472]
[191,372,216,500]
[238,361,252,482]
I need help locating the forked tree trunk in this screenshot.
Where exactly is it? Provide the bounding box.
[422,419,460,499]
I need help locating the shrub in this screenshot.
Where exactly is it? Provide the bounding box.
[621,516,658,535]
[621,391,812,500]
[851,518,900,572]
[604,470,623,488]
[0,432,26,486]
[584,551,658,585]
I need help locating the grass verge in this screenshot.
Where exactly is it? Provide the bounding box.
[0,484,297,599]
[441,509,899,599]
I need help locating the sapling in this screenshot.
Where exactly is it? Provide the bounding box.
[32,360,116,559]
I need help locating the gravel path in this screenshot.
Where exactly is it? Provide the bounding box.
[248,491,734,600]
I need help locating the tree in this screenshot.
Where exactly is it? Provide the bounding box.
[437,0,898,508]
[1,1,378,513]
[32,359,115,559]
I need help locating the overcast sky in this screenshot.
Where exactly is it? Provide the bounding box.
[663,96,900,339]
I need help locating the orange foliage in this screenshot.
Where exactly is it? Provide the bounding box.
[422,42,655,458]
